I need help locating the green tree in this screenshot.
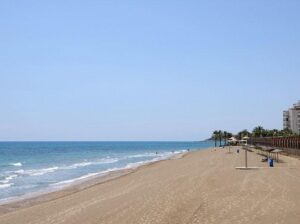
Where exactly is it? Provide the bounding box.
[237,129,251,139]
[223,131,233,146]
[270,129,279,137]
[223,131,228,146]
[252,126,265,137]
[279,128,294,137]
[212,130,219,147]
[218,130,223,147]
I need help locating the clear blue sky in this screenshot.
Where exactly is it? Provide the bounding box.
[0,0,299,141]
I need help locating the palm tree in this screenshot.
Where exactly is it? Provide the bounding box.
[237,129,251,139]
[252,126,264,137]
[223,131,232,146]
[218,130,223,147]
[212,130,219,147]
[212,130,233,147]
[223,131,228,146]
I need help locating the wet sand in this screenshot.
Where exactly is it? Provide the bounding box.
[0,147,300,224]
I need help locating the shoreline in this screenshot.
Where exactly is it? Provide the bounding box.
[0,148,191,214]
[1,146,300,224]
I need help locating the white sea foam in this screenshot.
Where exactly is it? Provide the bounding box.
[8,151,185,180]
[0,183,14,189]
[96,158,119,164]
[8,158,119,177]
[30,167,60,176]
[51,151,183,188]
[51,167,124,188]
[0,162,23,167]
[12,167,59,176]
[51,173,100,186]
[65,158,119,169]
[0,174,18,184]
[10,162,22,167]
[125,150,187,169]
[127,150,184,160]
[0,149,188,204]
[66,162,93,169]
[125,157,162,169]
[127,153,157,158]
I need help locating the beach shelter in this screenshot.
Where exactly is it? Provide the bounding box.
[271,149,283,162]
[228,137,238,144]
[239,136,249,145]
[235,136,258,170]
[242,136,249,140]
[240,136,250,167]
[228,137,238,153]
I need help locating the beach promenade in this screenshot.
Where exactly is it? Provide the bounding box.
[0,147,300,224]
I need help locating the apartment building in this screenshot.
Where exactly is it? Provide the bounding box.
[283,101,300,134]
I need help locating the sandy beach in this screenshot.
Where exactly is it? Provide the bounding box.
[0,147,300,224]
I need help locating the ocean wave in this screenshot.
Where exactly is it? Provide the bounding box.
[51,167,122,187]
[0,162,23,168]
[127,150,187,160]
[125,150,187,168]
[13,167,59,176]
[51,173,100,186]
[124,157,162,169]
[0,183,14,189]
[10,162,22,167]
[54,151,186,187]
[127,153,157,158]
[50,154,179,188]
[2,151,186,189]
[8,158,119,177]
[66,162,93,169]
[65,158,119,169]
[0,174,18,184]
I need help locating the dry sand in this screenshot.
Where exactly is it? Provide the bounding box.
[0,147,300,224]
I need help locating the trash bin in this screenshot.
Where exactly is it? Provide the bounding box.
[268,158,273,167]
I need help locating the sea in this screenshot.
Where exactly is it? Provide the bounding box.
[0,141,214,203]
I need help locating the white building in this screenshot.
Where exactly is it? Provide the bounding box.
[283,101,300,134]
